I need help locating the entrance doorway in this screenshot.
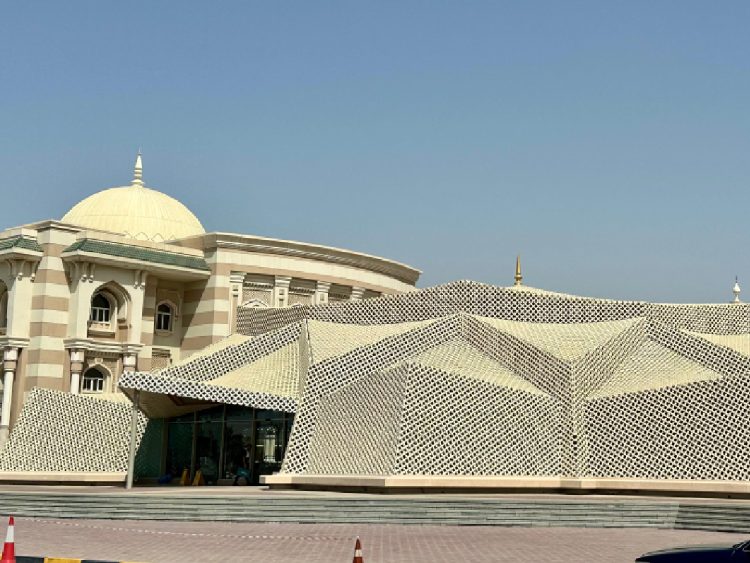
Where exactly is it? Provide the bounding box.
[161,405,293,485]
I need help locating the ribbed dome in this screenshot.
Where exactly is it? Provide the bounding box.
[61,155,205,242]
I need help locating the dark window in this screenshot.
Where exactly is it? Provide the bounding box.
[164,407,294,486]
[156,303,173,332]
[81,368,105,393]
[0,292,7,328]
[90,293,111,323]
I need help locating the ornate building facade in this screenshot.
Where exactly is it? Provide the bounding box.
[1,154,747,496]
[0,154,420,449]
[3,276,750,495]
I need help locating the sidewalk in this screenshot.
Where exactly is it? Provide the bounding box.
[3,483,750,504]
[11,517,750,563]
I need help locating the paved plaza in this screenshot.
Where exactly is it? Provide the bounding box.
[8,517,748,563]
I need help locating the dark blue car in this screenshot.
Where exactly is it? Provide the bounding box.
[636,540,750,561]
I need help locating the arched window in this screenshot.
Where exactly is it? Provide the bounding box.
[90,293,112,323]
[155,302,174,332]
[81,367,106,393]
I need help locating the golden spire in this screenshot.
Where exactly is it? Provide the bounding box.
[514,254,523,286]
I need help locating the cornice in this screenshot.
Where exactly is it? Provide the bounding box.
[63,338,143,356]
[202,232,421,285]
[0,336,30,350]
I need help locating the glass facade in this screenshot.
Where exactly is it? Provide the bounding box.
[141,405,294,486]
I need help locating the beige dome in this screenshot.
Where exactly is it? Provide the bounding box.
[61,155,205,242]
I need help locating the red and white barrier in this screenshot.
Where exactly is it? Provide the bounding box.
[352,536,364,563]
[1,516,15,563]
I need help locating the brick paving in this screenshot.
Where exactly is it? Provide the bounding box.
[7,517,748,563]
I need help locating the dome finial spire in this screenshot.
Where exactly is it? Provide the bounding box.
[132,150,144,187]
[514,254,523,286]
[732,276,741,304]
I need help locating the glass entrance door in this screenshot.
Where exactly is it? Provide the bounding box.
[195,410,222,485]
[163,405,294,486]
[224,419,253,484]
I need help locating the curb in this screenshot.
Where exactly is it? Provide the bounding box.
[16,558,146,563]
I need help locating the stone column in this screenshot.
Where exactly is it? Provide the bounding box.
[122,353,137,373]
[314,281,331,305]
[117,349,140,394]
[273,276,292,308]
[0,348,19,448]
[350,286,366,301]
[69,348,84,395]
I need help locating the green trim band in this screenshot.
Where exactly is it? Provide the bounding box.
[63,239,209,271]
[0,236,43,253]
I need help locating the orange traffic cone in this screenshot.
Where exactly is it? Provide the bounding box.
[352,536,364,563]
[1,516,15,563]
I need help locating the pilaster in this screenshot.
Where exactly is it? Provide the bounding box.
[273,276,292,308]
[66,262,97,339]
[230,271,247,331]
[314,281,331,305]
[3,259,37,339]
[122,352,138,373]
[128,270,148,343]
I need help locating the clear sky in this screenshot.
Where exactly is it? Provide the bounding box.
[1,2,748,302]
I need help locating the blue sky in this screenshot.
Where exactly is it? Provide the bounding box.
[1,2,748,302]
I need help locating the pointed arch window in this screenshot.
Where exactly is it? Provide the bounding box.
[90,293,112,323]
[155,302,174,333]
[81,367,106,393]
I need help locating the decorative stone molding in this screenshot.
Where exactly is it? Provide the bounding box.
[122,353,137,373]
[204,233,421,285]
[4,259,40,282]
[229,272,248,332]
[133,269,147,290]
[273,276,292,308]
[315,281,331,305]
[69,261,96,283]
[64,338,143,357]
[230,272,247,298]
[2,347,18,371]
[0,338,29,357]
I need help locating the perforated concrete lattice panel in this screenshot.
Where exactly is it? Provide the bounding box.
[0,388,146,472]
[118,322,302,415]
[241,281,750,481]
[10,280,750,482]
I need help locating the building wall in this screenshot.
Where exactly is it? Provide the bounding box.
[26,226,76,388]
[0,222,419,447]
[272,282,750,482]
[180,253,231,355]
[215,248,413,296]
